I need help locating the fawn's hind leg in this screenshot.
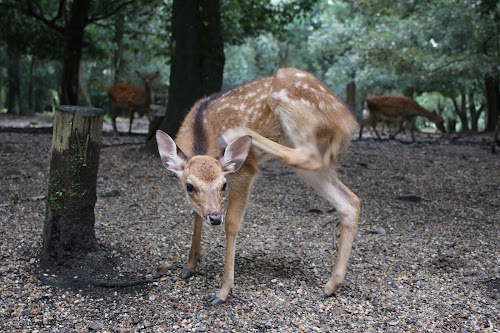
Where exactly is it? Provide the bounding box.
[296,168,360,297]
[221,127,324,171]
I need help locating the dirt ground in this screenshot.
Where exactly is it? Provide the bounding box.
[0,114,498,332]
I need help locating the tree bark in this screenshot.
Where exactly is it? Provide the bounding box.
[491,115,500,153]
[156,0,224,139]
[6,43,21,115]
[451,91,469,132]
[200,0,225,96]
[346,69,356,115]
[61,0,91,105]
[485,75,499,131]
[41,105,104,268]
[160,0,202,137]
[112,9,126,84]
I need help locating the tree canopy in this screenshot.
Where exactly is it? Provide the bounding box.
[0,0,498,132]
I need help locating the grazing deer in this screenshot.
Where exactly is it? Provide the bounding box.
[359,95,446,141]
[107,70,159,135]
[156,68,360,304]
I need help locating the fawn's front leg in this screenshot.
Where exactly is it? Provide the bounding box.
[182,213,203,279]
[210,168,256,305]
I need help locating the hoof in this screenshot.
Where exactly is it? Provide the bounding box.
[181,269,195,279]
[319,291,330,299]
[207,296,225,305]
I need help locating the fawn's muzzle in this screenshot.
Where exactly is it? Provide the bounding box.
[208,214,222,226]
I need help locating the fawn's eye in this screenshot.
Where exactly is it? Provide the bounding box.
[221,182,227,191]
[186,183,195,193]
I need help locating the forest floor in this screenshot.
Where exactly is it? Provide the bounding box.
[0,113,499,332]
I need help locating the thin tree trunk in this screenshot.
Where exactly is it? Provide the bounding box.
[485,75,499,131]
[451,91,469,132]
[469,91,479,132]
[61,0,91,105]
[77,61,91,106]
[6,43,21,115]
[346,69,356,115]
[113,10,126,83]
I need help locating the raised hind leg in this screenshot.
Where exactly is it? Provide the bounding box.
[221,127,324,171]
[296,168,360,297]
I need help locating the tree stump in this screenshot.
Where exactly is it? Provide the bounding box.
[41,105,103,269]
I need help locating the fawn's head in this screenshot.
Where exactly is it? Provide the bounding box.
[156,130,252,226]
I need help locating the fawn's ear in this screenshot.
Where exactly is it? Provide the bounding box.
[220,135,252,174]
[156,130,187,176]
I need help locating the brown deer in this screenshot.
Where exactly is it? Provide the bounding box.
[359,95,446,141]
[156,68,360,304]
[107,70,159,135]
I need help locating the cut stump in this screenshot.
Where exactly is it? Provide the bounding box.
[41,105,104,269]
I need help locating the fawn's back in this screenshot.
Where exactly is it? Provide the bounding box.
[175,68,358,166]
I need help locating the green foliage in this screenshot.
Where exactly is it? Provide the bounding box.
[221,0,318,44]
[0,0,497,128]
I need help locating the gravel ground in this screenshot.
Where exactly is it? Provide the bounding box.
[0,130,498,332]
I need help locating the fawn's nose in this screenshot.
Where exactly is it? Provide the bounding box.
[208,214,222,226]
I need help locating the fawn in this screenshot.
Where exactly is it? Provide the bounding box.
[359,95,446,141]
[156,68,360,304]
[107,70,159,135]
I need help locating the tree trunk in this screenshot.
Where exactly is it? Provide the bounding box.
[485,75,499,131]
[346,69,356,115]
[77,61,91,106]
[41,105,104,268]
[156,0,224,139]
[469,91,479,132]
[61,0,91,105]
[491,115,500,153]
[451,92,469,132]
[6,43,21,115]
[199,0,225,96]
[112,10,126,84]
[159,0,202,137]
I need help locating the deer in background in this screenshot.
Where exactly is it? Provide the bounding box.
[359,95,446,142]
[156,67,360,304]
[107,70,159,135]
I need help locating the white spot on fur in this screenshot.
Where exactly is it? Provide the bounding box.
[244,92,257,99]
[300,98,312,107]
[272,89,290,102]
[295,72,307,78]
[319,101,326,110]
